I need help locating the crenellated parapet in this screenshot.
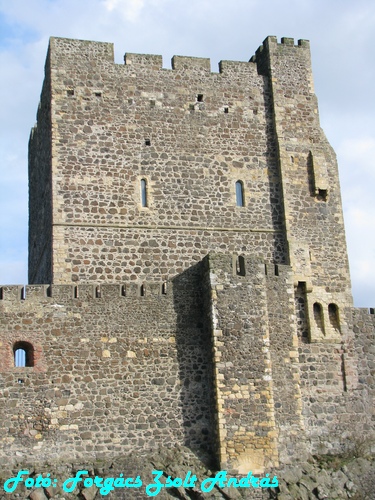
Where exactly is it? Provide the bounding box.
[49,35,262,75]
[0,282,170,302]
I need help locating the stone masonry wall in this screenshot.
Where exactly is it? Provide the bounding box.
[255,37,352,306]
[204,253,280,475]
[0,266,215,467]
[295,287,375,455]
[29,36,287,284]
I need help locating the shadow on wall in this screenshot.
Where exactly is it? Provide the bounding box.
[172,262,218,469]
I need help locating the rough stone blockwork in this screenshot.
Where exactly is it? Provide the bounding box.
[0,35,374,479]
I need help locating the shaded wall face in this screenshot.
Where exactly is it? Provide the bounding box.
[28,53,53,285]
[0,276,215,466]
[36,38,286,284]
[294,285,375,454]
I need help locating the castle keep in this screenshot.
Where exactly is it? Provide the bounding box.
[0,36,374,475]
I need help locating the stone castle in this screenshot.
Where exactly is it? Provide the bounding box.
[0,36,374,476]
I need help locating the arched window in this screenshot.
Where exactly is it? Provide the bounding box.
[313,302,325,335]
[14,341,34,367]
[328,303,340,332]
[140,179,148,207]
[235,181,244,207]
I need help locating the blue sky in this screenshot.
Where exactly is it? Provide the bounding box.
[0,0,374,306]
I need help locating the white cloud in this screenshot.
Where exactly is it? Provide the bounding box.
[102,0,145,22]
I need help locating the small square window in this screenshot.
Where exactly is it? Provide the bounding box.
[197,94,203,102]
[66,89,74,97]
[224,107,229,114]
[145,139,151,146]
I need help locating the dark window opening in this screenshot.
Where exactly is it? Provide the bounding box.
[162,282,167,295]
[94,92,102,97]
[235,180,244,207]
[328,303,340,332]
[66,89,74,96]
[14,341,34,368]
[150,100,156,107]
[224,107,229,114]
[236,256,246,276]
[197,94,203,102]
[18,379,24,384]
[145,139,151,146]
[140,285,145,297]
[274,265,279,276]
[313,302,325,335]
[317,189,327,201]
[141,179,148,207]
[121,285,126,297]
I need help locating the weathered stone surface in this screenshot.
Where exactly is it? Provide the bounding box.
[29,489,48,500]
[0,35,374,486]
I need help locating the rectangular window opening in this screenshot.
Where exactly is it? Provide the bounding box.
[94,92,102,97]
[317,189,328,201]
[66,89,74,96]
[197,94,204,102]
[145,139,151,146]
[224,107,229,114]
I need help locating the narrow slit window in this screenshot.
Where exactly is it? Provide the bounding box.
[235,181,244,207]
[313,302,325,335]
[141,179,148,207]
[236,256,246,276]
[328,303,340,332]
[224,107,229,114]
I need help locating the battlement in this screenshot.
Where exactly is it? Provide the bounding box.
[0,282,170,302]
[48,35,310,77]
[250,36,310,62]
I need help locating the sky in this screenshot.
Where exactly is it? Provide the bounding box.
[0,0,374,307]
